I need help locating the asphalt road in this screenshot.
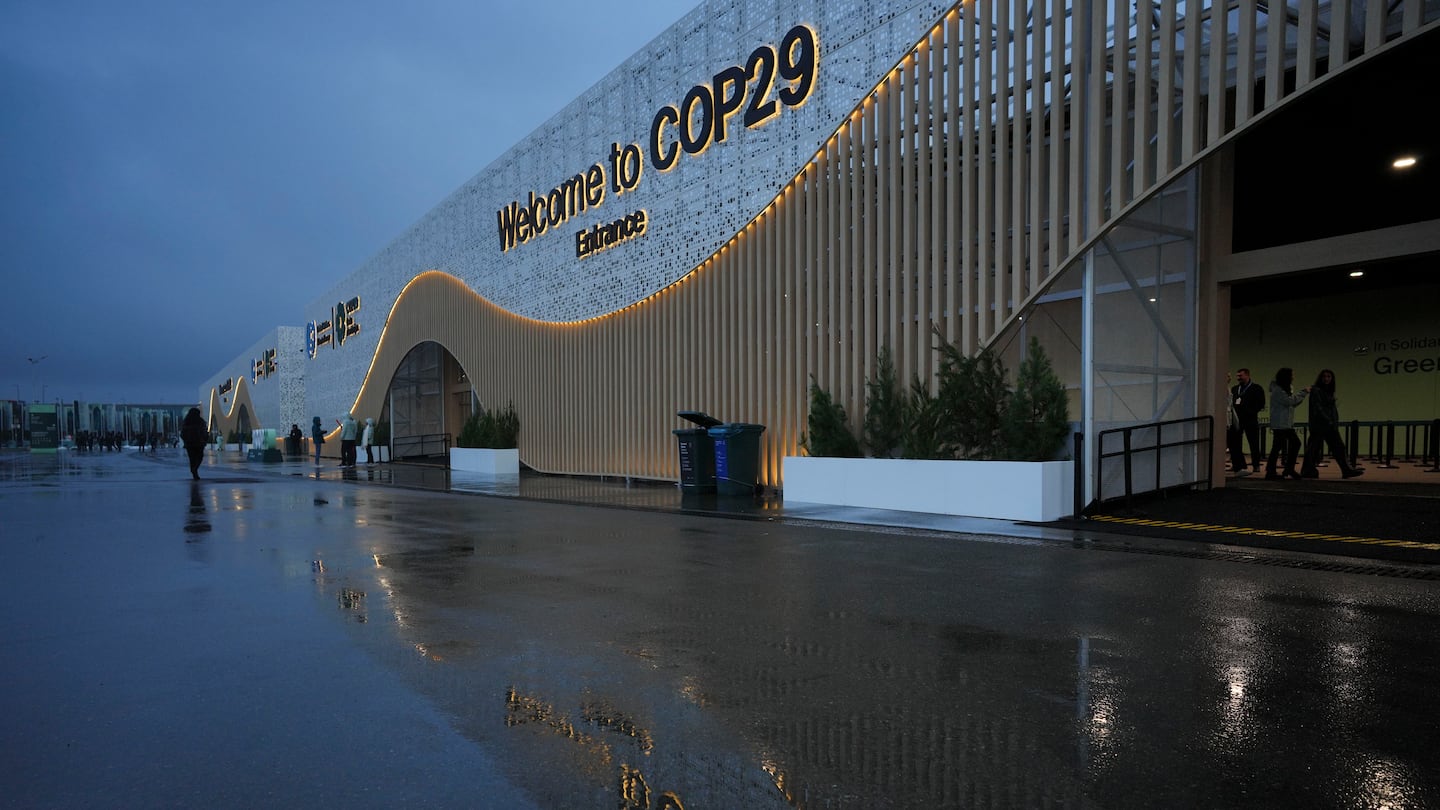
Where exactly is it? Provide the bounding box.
[3,450,1439,808]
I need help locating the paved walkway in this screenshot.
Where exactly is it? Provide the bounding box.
[5,446,1440,808]
[175,447,1440,570]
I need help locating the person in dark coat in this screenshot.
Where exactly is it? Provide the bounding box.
[288,423,304,457]
[1300,369,1363,479]
[179,407,209,480]
[1228,367,1266,475]
[311,416,326,465]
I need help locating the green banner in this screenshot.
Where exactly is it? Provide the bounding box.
[29,404,58,453]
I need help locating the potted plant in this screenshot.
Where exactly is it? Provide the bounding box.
[449,403,521,474]
[783,336,1074,522]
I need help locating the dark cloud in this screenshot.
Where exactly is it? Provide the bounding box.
[0,0,691,404]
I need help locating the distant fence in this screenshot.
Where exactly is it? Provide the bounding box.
[1252,419,1440,472]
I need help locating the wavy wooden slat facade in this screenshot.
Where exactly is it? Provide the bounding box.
[332,1,1435,487]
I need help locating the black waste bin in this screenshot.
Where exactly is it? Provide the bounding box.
[674,411,722,492]
[708,422,766,496]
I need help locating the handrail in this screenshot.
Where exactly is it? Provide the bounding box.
[391,432,451,461]
[1090,415,1214,513]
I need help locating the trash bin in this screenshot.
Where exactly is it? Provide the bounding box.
[674,411,722,492]
[708,422,766,496]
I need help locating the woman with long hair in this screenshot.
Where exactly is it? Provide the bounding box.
[1264,367,1307,480]
[1300,369,1363,479]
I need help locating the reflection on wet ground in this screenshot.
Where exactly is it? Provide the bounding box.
[3,448,1439,808]
[184,480,211,536]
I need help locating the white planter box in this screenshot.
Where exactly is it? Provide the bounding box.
[449,447,520,475]
[782,456,1074,522]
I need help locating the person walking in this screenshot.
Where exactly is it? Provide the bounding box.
[337,412,358,467]
[311,416,326,465]
[1229,368,1266,476]
[180,407,209,480]
[362,417,376,465]
[1264,368,1307,480]
[1300,369,1363,479]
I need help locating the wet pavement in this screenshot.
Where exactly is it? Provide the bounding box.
[3,448,1440,808]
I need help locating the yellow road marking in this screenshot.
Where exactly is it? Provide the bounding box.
[1087,514,1440,551]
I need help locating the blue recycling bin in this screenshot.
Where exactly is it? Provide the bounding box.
[708,423,766,496]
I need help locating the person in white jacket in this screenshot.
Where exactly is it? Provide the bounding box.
[362,417,376,465]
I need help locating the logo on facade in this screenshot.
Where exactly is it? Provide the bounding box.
[251,347,277,383]
[308,297,362,358]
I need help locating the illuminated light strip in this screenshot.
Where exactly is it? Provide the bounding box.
[1088,515,1440,551]
[337,6,1014,430]
[403,13,953,332]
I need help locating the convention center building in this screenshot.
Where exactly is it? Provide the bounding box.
[201,0,1439,509]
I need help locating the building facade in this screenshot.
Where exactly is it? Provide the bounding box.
[203,0,1440,506]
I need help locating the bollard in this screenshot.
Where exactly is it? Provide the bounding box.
[1347,420,1360,470]
[1379,421,1399,469]
[1072,432,1084,517]
[1429,419,1440,473]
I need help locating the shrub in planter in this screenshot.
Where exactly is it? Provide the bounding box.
[900,375,945,459]
[863,346,905,458]
[802,378,861,458]
[457,403,520,449]
[1000,337,1070,461]
[934,330,1009,459]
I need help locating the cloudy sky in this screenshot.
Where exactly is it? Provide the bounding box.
[1,0,696,405]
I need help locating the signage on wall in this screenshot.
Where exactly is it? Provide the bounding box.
[1369,333,1440,375]
[308,297,362,359]
[495,24,819,258]
[218,377,234,397]
[251,347,277,383]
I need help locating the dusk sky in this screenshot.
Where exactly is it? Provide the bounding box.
[1,1,695,406]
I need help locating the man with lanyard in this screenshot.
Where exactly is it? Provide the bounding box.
[1228,368,1266,476]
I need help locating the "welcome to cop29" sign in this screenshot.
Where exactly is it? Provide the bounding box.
[495,25,818,260]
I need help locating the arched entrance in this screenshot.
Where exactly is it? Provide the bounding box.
[384,341,474,461]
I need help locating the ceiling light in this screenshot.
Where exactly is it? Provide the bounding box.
[1392,155,1418,169]
[1349,270,1364,278]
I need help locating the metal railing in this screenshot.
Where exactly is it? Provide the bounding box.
[1248,419,1440,472]
[391,432,451,462]
[1090,416,1214,513]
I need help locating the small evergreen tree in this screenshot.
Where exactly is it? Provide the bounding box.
[862,346,905,458]
[934,327,1008,459]
[900,375,944,459]
[1001,338,1070,460]
[456,402,520,449]
[801,378,862,457]
[456,408,488,448]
